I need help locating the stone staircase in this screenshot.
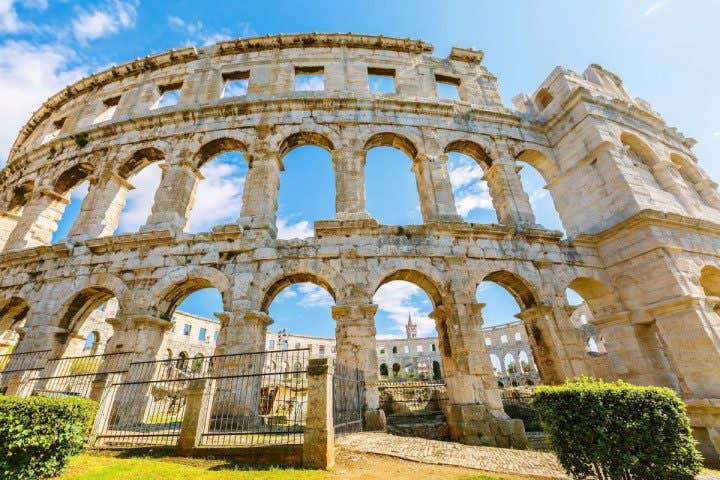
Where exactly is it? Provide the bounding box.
[385,411,450,440]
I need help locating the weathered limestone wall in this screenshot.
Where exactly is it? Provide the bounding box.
[0,33,717,459]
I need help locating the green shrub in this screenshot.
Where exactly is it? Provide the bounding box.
[532,378,702,479]
[0,395,98,480]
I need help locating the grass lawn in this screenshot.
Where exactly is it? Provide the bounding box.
[54,453,327,480]
[53,451,507,480]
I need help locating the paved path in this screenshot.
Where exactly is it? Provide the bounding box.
[337,432,720,480]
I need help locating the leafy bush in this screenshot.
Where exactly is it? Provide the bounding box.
[0,395,98,480]
[532,378,702,479]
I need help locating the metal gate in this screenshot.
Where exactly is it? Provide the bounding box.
[332,362,365,436]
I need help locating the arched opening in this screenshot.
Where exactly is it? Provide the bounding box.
[165,286,225,361]
[0,296,29,355]
[379,363,388,377]
[277,133,335,239]
[516,157,564,233]
[620,133,676,208]
[188,139,248,233]
[115,148,165,234]
[700,266,720,298]
[51,163,94,243]
[477,271,543,388]
[176,351,189,370]
[444,141,497,224]
[392,362,401,377]
[670,153,706,206]
[374,275,439,383]
[504,353,517,374]
[364,133,423,225]
[56,289,118,358]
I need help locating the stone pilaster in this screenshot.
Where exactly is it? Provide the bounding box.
[239,149,282,234]
[4,189,69,250]
[483,157,535,229]
[696,178,720,210]
[515,305,590,384]
[67,173,133,241]
[332,303,380,410]
[333,149,371,220]
[411,154,462,223]
[434,302,526,448]
[303,357,334,469]
[649,296,720,398]
[141,161,203,234]
[0,210,21,251]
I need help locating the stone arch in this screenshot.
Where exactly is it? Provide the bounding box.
[278,131,335,158]
[700,265,720,297]
[260,272,337,313]
[53,162,94,194]
[117,147,165,179]
[56,286,116,333]
[0,296,30,352]
[482,270,539,310]
[194,137,247,168]
[364,132,418,161]
[670,152,703,184]
[152,266,232,318]
[620,132,661,167]
[444,139,493,169]
[567,276,623,321]
[374,268,444,308]
[516,149,561,184]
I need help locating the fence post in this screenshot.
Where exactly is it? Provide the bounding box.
[5,370,39,397]
[178,377,215,454]
[90,373,122,448]
[303,357,334,469]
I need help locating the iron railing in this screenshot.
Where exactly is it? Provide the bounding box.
[378,380,448,415]
[34,351,134,398]
[0,350,51,393]
[93,348,309,448]
[332,361,365,436]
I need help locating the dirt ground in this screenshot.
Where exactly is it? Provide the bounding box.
[333,448,530,480]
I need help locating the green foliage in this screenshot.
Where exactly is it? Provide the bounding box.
[72,133,89,148]
[0,395,98,480]
[532,377,703,479]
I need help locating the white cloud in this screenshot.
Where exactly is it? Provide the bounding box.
[72,0,137,43]
[187,158,246,232]
[0,0,22,33]
[116,162,163,233]
[373,280,436,337]
[167,16,254,47]
[643,0,669,16]
[296,283,334,308]
[295,75,324,91]
[447,154,494,217]
[713,131,720,138]
[276,217,314,239]
[0,40,88,164]
[528,187,548,205]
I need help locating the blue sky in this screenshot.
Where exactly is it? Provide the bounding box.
[1,0,716,338]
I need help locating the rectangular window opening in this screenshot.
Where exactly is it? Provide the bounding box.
[183,324,191,336]
[94,96,120,124]
[368,67,396,94]
[222,71,249,98]
[435,75,461,100]
[42,117,66,144]
[199,327,207,341]
[153,82,183,109]
[294,66,324,91]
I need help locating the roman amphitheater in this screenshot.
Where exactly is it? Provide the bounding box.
[0,33,718,462]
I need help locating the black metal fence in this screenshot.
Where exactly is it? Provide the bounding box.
[378,381,448,416]
[34,351,134,398]
[92,348,309,449]
[332,361,365,436]
[0,350,52,393]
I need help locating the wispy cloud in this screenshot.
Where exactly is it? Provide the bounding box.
[447,154,493,217]
[713,131,720,138]
[0,40,88,163]
[167,15,254,46]
[272,282,333,309]
[72,0,137,43]
[276,217,313,239]
[187,156,246,232]
[373,281,435,337]
[294,74,324,92]
[116,162,163,233]
[643,0,669,17]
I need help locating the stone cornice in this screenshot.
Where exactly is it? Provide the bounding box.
[215,33,433,56]
[571,209,720,248]
[84,228,175,254]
